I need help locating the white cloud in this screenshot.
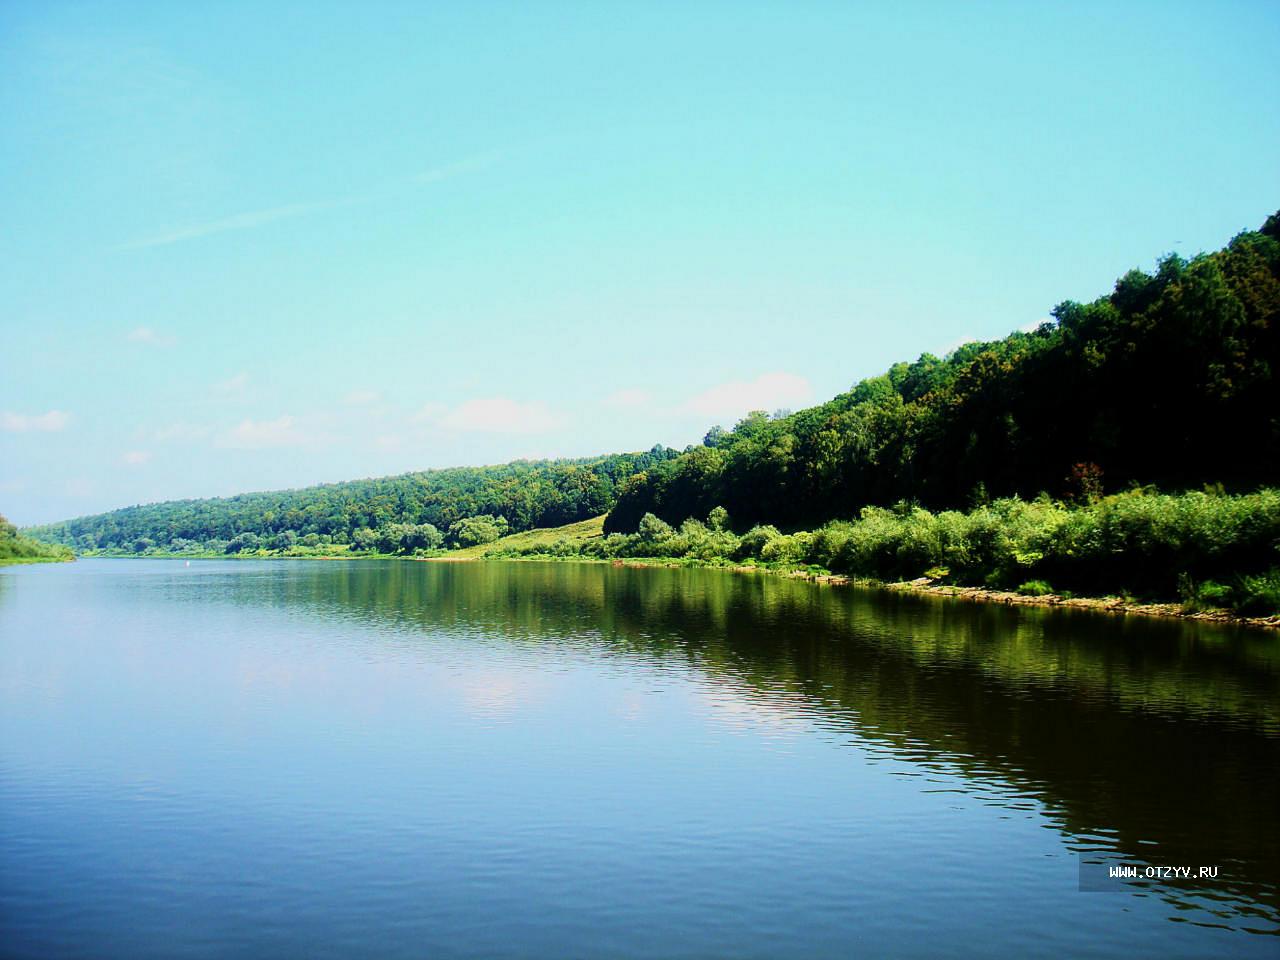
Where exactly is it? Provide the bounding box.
[152,421,213,443]
[681,373,812,420]
[1020,317,1053,333]
[412,401,447,423]
[121,450,152,465]
[212,371,249,397]
[343,388,381,406]
[420,397,565,434]
[64,478,95,498]
[218,415,311,450]
[605,387,652,409]
[126,326,175,346]
[1,410,71,433]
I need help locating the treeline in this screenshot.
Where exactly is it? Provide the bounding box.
[605,213,1280,533]
[498,490,1280,616]
[0,513,73,564]
[25,450,677,555]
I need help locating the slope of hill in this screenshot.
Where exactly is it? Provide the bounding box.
[447,515,607,559]
[605,213,1280,533]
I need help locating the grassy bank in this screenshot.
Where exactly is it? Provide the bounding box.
[481,489,1280,620]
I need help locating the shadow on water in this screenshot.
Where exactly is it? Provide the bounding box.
[186,558,1280,931]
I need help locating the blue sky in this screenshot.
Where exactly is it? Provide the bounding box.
[2,1,1277,525]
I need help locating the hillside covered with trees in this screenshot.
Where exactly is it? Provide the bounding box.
[606,213,1280,533]
[25,450,677,555]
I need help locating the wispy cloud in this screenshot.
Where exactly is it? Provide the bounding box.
[152,421,214,443]
[119,149,500,250]
[122,200,335,250]
[419,396,565,434]
[212,371,249,398]
[343,388,381,406]
[126,326,176,345]
[64,477,95,498]
[121,449,152,465]
[681,373,812,420]
[1,410,71,433]
[605,387,653,409]
[217,415,318,450]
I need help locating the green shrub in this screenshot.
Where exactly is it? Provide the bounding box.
[1017,580,1054,596]
[735,525,783,560]
[1233,569,1280,617]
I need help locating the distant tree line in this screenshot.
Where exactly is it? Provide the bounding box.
[24,450,678,554]
[605,213,1280,533]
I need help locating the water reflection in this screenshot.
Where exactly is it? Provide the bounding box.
[190,559,1280,930]
[3,558,1278,954]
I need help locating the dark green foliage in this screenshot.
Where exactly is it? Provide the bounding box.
[447,515,509,548]
[1233,569,1280,616]
[24,448,678,554]
[606,214,1280,534]
[375,522,443,554]
[1018,581,1054,597]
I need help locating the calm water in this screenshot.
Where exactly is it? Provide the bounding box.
[1,560,1277,959]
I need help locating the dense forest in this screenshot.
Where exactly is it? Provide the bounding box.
[25,450,678,554]
[0,514,72,564]
[605,213,1280,533]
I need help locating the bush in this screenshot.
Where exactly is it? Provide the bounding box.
[735,525,783,560]
[1233,569,1280,617]
[760,531,812,564]
[448,515,509,548]
[225,532,259,554]
[1017,580,1054,596]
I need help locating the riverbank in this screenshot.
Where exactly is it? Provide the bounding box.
[0,554,75,566]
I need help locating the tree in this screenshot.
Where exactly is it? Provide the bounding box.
[225,532,258,554]
[447,515,509,548]
[708,506,731,532]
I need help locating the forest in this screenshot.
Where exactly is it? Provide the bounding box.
[23,449,678,555]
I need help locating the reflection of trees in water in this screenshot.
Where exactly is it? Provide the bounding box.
[232,559,1280,924]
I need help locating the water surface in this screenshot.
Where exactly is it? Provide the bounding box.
[1,559,1277,958]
